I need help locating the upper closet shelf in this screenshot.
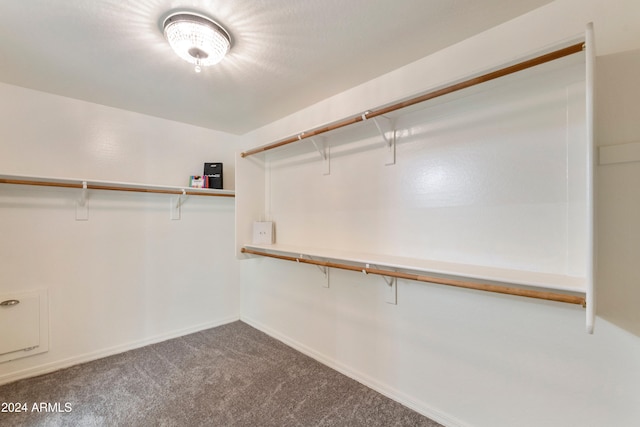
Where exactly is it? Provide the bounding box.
[240,42,584,159]
[0,174,235,197]
[243,243,586,306]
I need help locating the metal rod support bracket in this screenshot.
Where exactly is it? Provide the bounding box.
[310,137,326,160]
[176,189,187,208]
[171,189,187,220]
[298,254,330,287]
[310,137,330,175]
[363,112,396,165]
[366,264,397,304]
[76,181,89,221]
[79,181,88,206]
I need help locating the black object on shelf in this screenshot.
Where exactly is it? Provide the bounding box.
[204,163,223,189]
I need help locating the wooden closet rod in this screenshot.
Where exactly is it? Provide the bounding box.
[241,42,585,158]
[241,247,586,306]
[0,178,235,198]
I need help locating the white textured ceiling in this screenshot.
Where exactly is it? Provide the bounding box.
[0,0,553,134]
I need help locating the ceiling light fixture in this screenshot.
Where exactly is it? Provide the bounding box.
[163,12,231,73]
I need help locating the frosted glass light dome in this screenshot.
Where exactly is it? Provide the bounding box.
[163,12,231,72]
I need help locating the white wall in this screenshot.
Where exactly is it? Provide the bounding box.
[238,1,640,426]
[596,49,640,338]
[262,58,587,276]
[0,83,240,384]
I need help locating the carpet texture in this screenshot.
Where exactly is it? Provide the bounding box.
[0,321,441,426]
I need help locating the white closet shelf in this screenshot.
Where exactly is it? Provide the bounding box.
[0,174,235,197]
[240,42,584,159]
[243,243,586,305]
[237,24,594,331]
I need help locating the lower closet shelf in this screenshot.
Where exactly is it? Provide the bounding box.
[241,243,587,306]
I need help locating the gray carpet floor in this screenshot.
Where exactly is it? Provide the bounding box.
[0,321,441,427]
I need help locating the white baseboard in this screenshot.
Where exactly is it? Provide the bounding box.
[241,315,469,427]
[0,316,240,386]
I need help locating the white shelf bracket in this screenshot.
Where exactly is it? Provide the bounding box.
[171,189,187,220]
[297,254,330,287]
[309,137,330,175]
[366,264,397,304]
[362,112,396,165]
[317,264,330,288]
[383,276,397,305]
[76,181,89,221]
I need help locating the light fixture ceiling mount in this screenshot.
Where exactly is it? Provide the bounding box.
[163,11,231,73]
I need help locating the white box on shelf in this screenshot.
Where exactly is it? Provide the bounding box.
[252,221,274,244]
